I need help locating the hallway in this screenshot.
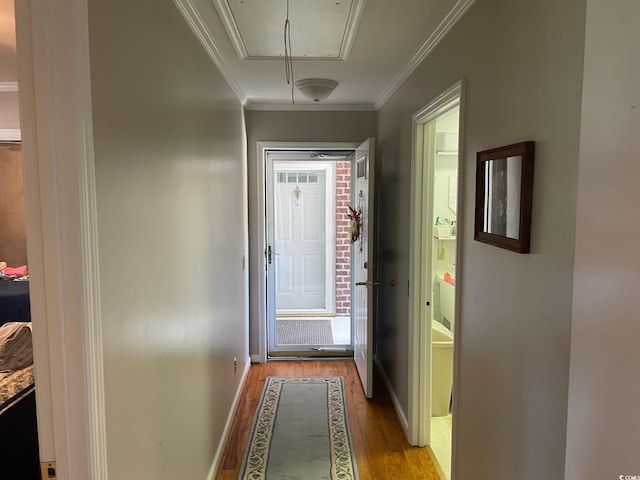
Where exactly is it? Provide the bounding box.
[217,360,441,480]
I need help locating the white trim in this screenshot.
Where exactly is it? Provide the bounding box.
[374,0,475,110]
[15,0,106,478]
[211,0,249,59]
[0,129,21,141]
[250,354,261,363]
[245,102,376,112]
[207,358,251,480]
[408,80,464,448]
[172,0,247,104]
[408,113,432,447]
[256,141,359,362]
[338,0,368,61]
[213,0,366,61]
[0,81,19,92]
[374,357,409,438]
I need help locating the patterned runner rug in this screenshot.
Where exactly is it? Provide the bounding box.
[239,376,358,480]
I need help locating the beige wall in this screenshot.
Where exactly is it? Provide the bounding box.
[88,0,248,478]
[376,0,585,478]
[0,143,27,265]
[566,0,640,478]
[244,110,377,355]
[0,92,20,130]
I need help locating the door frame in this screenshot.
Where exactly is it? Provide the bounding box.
[407,80,465,450]
[255,141,359,363]
[15,0,106,478]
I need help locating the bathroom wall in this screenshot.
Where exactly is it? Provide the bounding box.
[433,153,457,274]
[376,0,585,479]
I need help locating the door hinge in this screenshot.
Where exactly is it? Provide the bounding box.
[41,461,57,479]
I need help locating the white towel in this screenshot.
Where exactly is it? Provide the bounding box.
[0,322,33,371]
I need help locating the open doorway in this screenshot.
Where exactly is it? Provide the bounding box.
[265,149,354,357]
[408,81,463,480]
[0,1,40,477]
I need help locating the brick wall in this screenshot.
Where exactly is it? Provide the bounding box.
[335,161,351,316]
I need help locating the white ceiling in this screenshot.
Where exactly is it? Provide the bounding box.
[215,0,366,60]
[176,0,475,110]
[0,0,476,117]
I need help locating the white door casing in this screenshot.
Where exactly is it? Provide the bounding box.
[15,0,107,478]
[408,80,463,453]
[353,138,376,398]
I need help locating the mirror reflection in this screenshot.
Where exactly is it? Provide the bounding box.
[482,155,522,239]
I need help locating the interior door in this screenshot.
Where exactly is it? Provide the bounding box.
[353,138,376,398]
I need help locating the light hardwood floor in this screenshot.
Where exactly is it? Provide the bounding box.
[216,360,441,480]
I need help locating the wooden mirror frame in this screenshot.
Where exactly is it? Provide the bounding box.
[474,141,535,253]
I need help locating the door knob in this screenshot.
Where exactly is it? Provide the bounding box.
[355,281,380,287]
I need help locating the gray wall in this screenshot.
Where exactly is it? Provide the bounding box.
[566,0,640,478]
[88,0,248,478]
[376,0,585,479]
[244,110,377,355]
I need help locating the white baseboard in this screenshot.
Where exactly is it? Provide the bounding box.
[0,129,21,141]
[207,356,251,480]
[250,354,262,364]
[375,356,410,440]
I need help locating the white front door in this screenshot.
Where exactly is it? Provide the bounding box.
[353,138,376,398]
[271,162,335,314]
[274,166,328,312]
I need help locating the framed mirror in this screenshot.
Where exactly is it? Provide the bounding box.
[474,141,535,253]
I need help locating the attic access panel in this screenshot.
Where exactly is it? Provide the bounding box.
[215,0,366,60]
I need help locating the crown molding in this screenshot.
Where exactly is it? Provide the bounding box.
[213,0,366,61]
[338,0,367,61]
[212,0,249,59]
[172,0,247,104]
[245,101,376,112]
[0,82,19,92]
[0,129,21,141]
[374,0,475,110]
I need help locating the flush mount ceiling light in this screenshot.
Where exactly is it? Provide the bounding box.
[294,78,339,102]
